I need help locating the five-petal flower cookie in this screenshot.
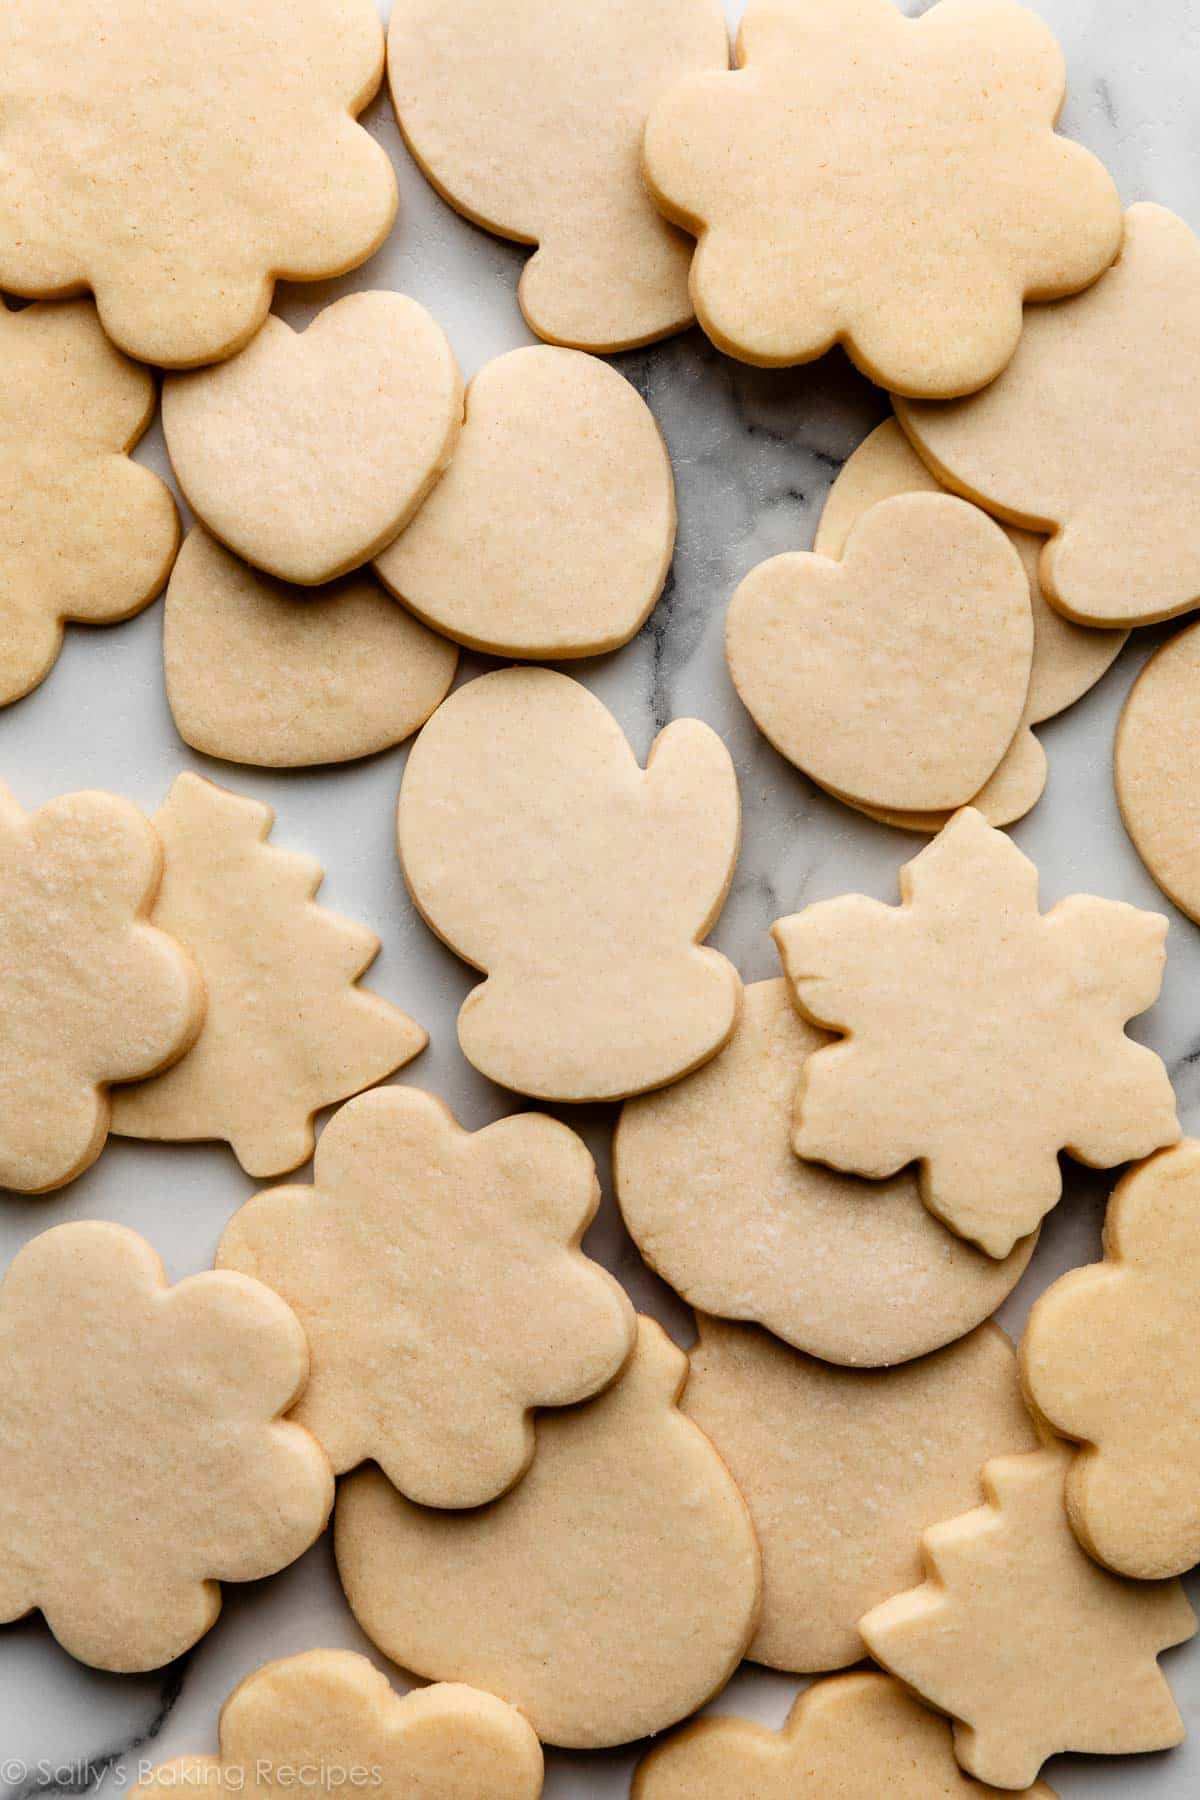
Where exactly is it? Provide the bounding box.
[398,668,741,1102]
[217,1085,635,1509]
[387,0,730,351]
[111,773,425,1178]
[136,1650,543,1800]
[0,1222,333,1672]
[0,0,397,367]
[0,299,179,708]
[642,0,1121,394]
[897,204,1200,626]
[1021,1141,1200,1580]
[773,807,1179,1259]
[632,1671,1058,1799]
[0,784,202,1193]
[336,1316,762,1749]
[860,1445,1196,1789]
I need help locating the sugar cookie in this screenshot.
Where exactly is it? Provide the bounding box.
[112,774,424,1178]
[815,420,1127,831]
[136,1651,543,1800]
[386,0,729,351]
[164,529,457,768]
[898,205,1200,626]
[163,295,463,585]
[685,1317,1039,1673]
[0,1222,333,1672]
[726,493,1033,813]
[0,298,179,706]
[398,669,740,1102]
[1021,1142,1200,1581]
[1115,620,1200,924]
[218,1085,635,1509]
[0,785,202,1194]
[0,0,397,369]
[774,808,1179,1259]
[376,347,675,658]
[632,1671,1057,1799]
[336,1317,761,1749]
[615,980,1036,1366]
[643,0,1120,394]
[861,1445,1196,1789]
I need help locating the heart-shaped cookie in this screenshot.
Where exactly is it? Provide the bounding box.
[163,292,462,585]
[726,492,1033,812]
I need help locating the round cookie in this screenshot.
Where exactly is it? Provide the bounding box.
[1115,620,1200,923]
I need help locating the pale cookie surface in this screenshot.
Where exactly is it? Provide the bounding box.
[615,980,1036,1366]
[387,0,729,351]
[217,1085,635,1509]
[642,0,1120,393]
[164,528,457,768]
[684,1316,1039,1673]
[898,204,1200,626]
[860,1445,1196,1789]
[726,492,1033,813]
[1115,619,1200,923]
[112,773,425,1178]
[163,294,463,586]
[376,346,676,658]
[632,1671,1057,1799]
[815,420,1127,830]
[0,0,396,369]
[0,299,179,707]
[398,668,741,1102]
[0,1222,333,1672]
[773,807,1179,1259]
[136,1650,544,1800]
[335,1317,761,1749]
[1022,1142,1200,1580]
[0,785,202,1194]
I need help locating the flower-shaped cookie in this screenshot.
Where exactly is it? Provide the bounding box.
[137,1650,543,1800]
[1021,1142,1200,1580]
[0,299,178,707]
[0,784,203,1193]
[643,0,1120,395]
[0,1223,333,1672]
[0,0,397,367]
[218,1086,635,1508]
[773,808,1179,1259]
[861,1447,1196,1789]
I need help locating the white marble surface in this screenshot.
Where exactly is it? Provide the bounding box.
[2,1,1200,1794]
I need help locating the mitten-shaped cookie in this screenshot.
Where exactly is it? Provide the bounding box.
[643,0,1119,393]
[0,1223,333,1672]
[860,1446,1196,1789]
[218,1086,634,1508]
[398,669,741,1101]
[137,1650,543,1800]
[335,1317,761,1748]
[0,785,202,1193]
[112,774,425,1177]
[0,298,178,706]
[1021,1142,1200,1579]
[773,807,1178,1258]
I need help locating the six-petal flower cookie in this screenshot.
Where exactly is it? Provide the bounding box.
[772,807,1179,1259]
[642,0,1121,394]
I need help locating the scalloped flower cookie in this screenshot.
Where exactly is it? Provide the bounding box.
[1022,1142,1200,1580]
[0,785,202,1194]
[642,0,1120,394]
[218,1086,635,1509]
[0,1223,333,1672]
[773,807,1179,1259]
[0,0,397,367]
[136,1651,543,1800]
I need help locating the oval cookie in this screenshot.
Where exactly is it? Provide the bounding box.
[1115,619,1200,923]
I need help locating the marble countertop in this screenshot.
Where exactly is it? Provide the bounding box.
[2,2,1199,1795]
